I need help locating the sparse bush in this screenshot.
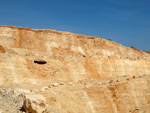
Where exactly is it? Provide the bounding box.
[130,46,135,48]
[108,39,112,41]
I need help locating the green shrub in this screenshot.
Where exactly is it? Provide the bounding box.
[108,39,112,41]
[130,46,135,48]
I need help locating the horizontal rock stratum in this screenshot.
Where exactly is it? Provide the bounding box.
[0,25,150,113]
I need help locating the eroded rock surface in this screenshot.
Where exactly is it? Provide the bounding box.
[0,26,150,113]
[0,87,24,113]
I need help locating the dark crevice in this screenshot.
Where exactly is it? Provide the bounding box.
[34,60,47,64]
[83,55,86,57]
[20,106,26,112]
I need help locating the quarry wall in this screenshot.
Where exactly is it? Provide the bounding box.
[0,26,150,113]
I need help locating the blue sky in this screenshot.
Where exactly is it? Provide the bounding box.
[0,0,150,51]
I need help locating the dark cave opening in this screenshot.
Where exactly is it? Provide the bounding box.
[34,60,47,64]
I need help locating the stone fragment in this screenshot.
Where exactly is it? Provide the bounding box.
[23,93,47,113]
[52,83,59,87]
[41,87,48,92]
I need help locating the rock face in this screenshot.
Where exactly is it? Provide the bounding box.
[0,25,150,113]
[0,87,24,113]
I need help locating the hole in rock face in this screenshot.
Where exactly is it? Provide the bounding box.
[34,60,47,64]
[20,106,26,112]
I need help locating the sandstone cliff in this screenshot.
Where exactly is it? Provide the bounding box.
[0,26,150,113]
